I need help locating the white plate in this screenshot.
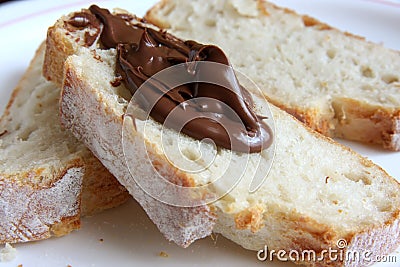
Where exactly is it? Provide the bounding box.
[0,0,399,266]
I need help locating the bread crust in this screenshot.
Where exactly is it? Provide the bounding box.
[60,61,216,247]
[0,163,83,243]
[269,0,400,151]
[0,44,129,244]
[61,56,400,263]
[43,9,217,246]
[145,0,400,151]
[43,24,75,85]
[0,45,81,243]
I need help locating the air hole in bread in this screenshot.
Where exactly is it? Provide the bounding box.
[361,66,375,78]
[381,74,399,84]
[361,84,374,92]
[34,103,44,114]
[15,123,21,132]
[344,173,372,185]
[205,19,216,27]
[19,127,35,141]
[326,49,336,59]
[379,204,393,213]
[35,93,44,99]
[182,148,201,162]
[359,177,372,186]
[16,100,24,109]
[352,58,359,65]
[117,97,126,105]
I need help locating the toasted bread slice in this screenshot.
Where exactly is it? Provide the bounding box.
[0,43,129,244]
[145,0,400,151]
[44,6,400,266]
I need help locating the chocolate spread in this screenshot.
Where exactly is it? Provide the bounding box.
[69,5,272,153]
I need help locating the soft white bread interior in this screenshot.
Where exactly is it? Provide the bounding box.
[44,6,400,266]
[145,0,400,151]
[0,43,129,244]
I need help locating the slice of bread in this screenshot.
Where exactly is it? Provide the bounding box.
[44,6,400,266]
[0,43,129,244]
[145,0,400,151]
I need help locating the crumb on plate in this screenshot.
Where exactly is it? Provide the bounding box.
[159,251,169,258]
[0,243,17,262]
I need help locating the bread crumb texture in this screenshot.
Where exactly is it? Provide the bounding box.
[146,0,400,149]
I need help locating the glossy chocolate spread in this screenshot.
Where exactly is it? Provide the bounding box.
[68,5,272,153]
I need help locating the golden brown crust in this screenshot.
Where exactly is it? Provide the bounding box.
[80,153,130,216]
[270,101,333,137]
[301,15,332,30]
[234,205,264,233]
[256,0,399,151]
[276,109,400,267]
[144,0,173,28]
[49,215,81,237]
[272,97,400,151]
[333,98,400,150]
[43,25,75,85]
